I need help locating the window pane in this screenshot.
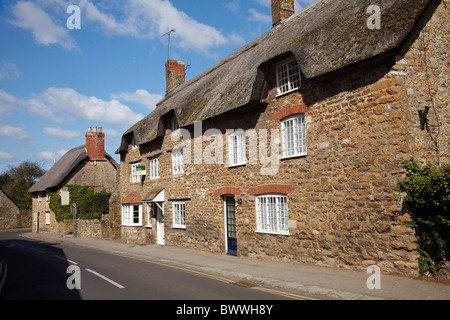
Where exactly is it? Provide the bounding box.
[229,131,246,166]
[172,151,184,174]
[173,202,186,226]
[282,115,306,157]
[133,205,140,224]
[256,195,288,234]
[276,60,301,95]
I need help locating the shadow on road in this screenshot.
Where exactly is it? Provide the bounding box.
[0,235,82,300]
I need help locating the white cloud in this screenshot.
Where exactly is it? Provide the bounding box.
[38,149,68,161]
[7,0,244,54]
[0,89,22,118]
[111,89,163,111]
[0,62,20,80]
[0,125,29,140]
[42,127,81,139]
[0,150,14,161]
[125,0,244,53]
[225,0,240,12]
[7,1,77,50]
[255,0,313,12]
[0,88,144,126]
[102,128,121,138]
[78,0,244,54]
[256,0,270,6]
[78,0,137,36]
[247,8,271,24]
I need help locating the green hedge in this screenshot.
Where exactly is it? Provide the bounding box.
[398,159,450,277]
[50,185,111,222]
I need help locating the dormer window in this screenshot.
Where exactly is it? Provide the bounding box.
[171,116,180,132]
[131,136,138,150]
[275,59,301,96]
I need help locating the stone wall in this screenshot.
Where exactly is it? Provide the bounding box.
[113,0,448,277]
[0,190,31,230]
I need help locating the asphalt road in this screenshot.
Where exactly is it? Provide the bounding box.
[0,230,316,302]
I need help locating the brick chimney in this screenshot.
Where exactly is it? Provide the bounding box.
[271,0,295,27]
[85,126,105,160]
[165,59,185,95]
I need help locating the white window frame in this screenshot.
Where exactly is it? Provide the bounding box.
[228,130,246,167]
[122,204,143,227]
[149,157,160,179]
[171,116,180,132]
[172,201,186,229]
[131,136,138,150]
[171,149,184,175]
[276,59,301,96]
[45,212,51,225]
[256,194,289,235]
[281,114,307,159]
[131,162,141,183]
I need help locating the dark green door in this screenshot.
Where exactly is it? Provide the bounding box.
[225,196,237,256]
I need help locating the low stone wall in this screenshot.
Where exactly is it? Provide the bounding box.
[49,214,116,240]
[0,211,32,230]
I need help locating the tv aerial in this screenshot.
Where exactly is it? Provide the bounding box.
[161,29,176,60]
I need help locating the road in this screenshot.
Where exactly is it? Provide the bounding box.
[0,230,319,302]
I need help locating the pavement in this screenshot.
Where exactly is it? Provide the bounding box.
[20,231,450,300]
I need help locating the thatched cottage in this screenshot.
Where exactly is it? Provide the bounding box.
[30,127,118,235]
[111,0,448,276]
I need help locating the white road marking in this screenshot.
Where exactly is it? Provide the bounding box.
[54,255,78,265]
[29,247,46,254]
[85,269,125,289]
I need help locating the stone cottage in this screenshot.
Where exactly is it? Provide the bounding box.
[0,188,31,230]
[112,0,448,276]
[29,127,118,236]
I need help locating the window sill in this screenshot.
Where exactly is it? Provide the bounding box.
[276,88,300,98]
[280,153,307,160]
[172,225,186,229]
[228,162,246,168]
[145,225,152,229]
[255,230,290,236]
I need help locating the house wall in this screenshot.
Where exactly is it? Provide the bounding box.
[113,0,448,276]
[0,191,31,230]
[32,159,118,237]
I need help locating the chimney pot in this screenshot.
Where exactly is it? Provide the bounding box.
[85,127,105,160]
[165,59,186,95]
[272,0,295,27]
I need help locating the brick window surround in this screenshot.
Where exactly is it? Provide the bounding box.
[273,103,311,121]
[213,187,241,197]
[248,184,293,196]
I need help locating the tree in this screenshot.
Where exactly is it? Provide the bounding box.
[398,159,450,277]
[0,161,46,211]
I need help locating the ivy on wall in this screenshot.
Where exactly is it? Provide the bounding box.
[398,159,450,277]
[49,184,111,222]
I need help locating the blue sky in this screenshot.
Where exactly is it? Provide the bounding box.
[0,0,315,173]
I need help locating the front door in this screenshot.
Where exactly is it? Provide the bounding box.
[225,196,237,256]
[156,203,165,246]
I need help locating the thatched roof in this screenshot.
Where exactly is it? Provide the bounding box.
[117,0,430,153]
[29,145,118,193]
